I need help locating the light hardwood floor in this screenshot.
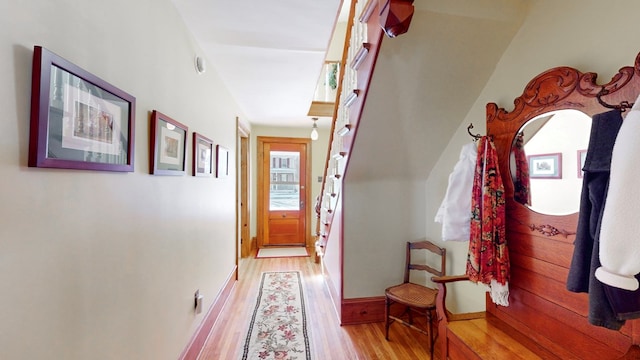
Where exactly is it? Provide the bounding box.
[197,251,436,359]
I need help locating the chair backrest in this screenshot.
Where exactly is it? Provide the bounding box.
[404,240,446,284]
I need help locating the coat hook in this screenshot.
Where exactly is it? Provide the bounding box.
[467,123,482,141]
[596,87,634,111]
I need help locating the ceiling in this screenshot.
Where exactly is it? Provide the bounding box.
[170,0,346,128]
[169,0,529,182]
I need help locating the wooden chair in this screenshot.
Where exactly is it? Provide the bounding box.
[384,240,446,359]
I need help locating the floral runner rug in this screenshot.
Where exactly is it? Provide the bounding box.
[241,271,311,360]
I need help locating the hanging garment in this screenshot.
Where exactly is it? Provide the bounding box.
[603,274,640,321]
[512,132,531,206]
[566,109,624,330]
[595,95,640,321]
[466,136,510,306]
[596,98,640,291]
[435,142,477,241]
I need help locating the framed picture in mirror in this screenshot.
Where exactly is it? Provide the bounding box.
[577,149,587,178]
[528,153,562,179]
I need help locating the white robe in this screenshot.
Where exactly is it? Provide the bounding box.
[435,142,477,241]
[595,94,640,291]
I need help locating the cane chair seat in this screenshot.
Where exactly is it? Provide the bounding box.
[386,282,438,308]
[384,240,446,360]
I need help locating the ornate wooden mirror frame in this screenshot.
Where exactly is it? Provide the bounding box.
[485,52,640,355]
[488,53,640,230]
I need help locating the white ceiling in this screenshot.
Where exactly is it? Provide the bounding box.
[170,0,345,128]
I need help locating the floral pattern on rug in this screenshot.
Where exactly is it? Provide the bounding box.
[242,271,310,360]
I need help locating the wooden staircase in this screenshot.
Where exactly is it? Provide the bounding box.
[314,0,415,324]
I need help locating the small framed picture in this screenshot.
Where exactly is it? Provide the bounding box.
[150,110,188,175]
[193,132,213,177]
[216,145,229,178]
[29,46,136,172]
[577,149,587,178]
[528,153,562,179]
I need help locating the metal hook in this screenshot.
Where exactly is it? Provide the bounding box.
[596,87,634,112]
[467,123,482,141]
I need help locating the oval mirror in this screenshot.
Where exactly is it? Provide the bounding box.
[510,109,591,215]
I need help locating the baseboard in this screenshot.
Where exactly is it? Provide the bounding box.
[341,296,386,325]
[179,265,237,360]
[321,258,385,325]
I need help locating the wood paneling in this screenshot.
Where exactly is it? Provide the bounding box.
[484,53,640,358]
[509,252,568,283]
[267,217,301,245]
[509,267,588,315]
[341,296,386,324]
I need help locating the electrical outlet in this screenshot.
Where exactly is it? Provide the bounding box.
[317,176,322,182]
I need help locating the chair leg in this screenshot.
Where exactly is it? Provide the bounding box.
[384,297,391,340]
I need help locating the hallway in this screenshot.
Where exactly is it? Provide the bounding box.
[197,251,434,359]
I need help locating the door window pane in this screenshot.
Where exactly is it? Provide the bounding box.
[270,151,299,210]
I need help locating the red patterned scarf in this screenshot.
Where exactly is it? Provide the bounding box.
[466,136,510,305]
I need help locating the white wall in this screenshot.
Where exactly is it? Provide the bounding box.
[0,1,239,359]
[326,22,347,61]
[343,179,426,298]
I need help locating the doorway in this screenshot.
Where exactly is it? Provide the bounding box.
[257,136,311,248]
[237,120,251,258]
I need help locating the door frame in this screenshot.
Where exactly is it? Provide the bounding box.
[257,136,312,249]
[237,118,251,258]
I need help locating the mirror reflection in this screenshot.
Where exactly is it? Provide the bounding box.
[510,109,591,215]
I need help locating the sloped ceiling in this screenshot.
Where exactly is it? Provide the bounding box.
[170,0,344,127]
[346,1,529,182]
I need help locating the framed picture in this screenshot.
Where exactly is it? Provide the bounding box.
[577,149,587,178]
[528,153,562,179]
[193,132,213,177]
[29,46,136,172]
[216,145,229,178]
[150,110,188,175]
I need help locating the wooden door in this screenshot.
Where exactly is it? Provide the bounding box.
[258,137,310,247]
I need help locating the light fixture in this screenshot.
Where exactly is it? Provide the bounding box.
[310,117,319,141]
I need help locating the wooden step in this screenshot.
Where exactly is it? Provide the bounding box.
[446,314,561,360]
